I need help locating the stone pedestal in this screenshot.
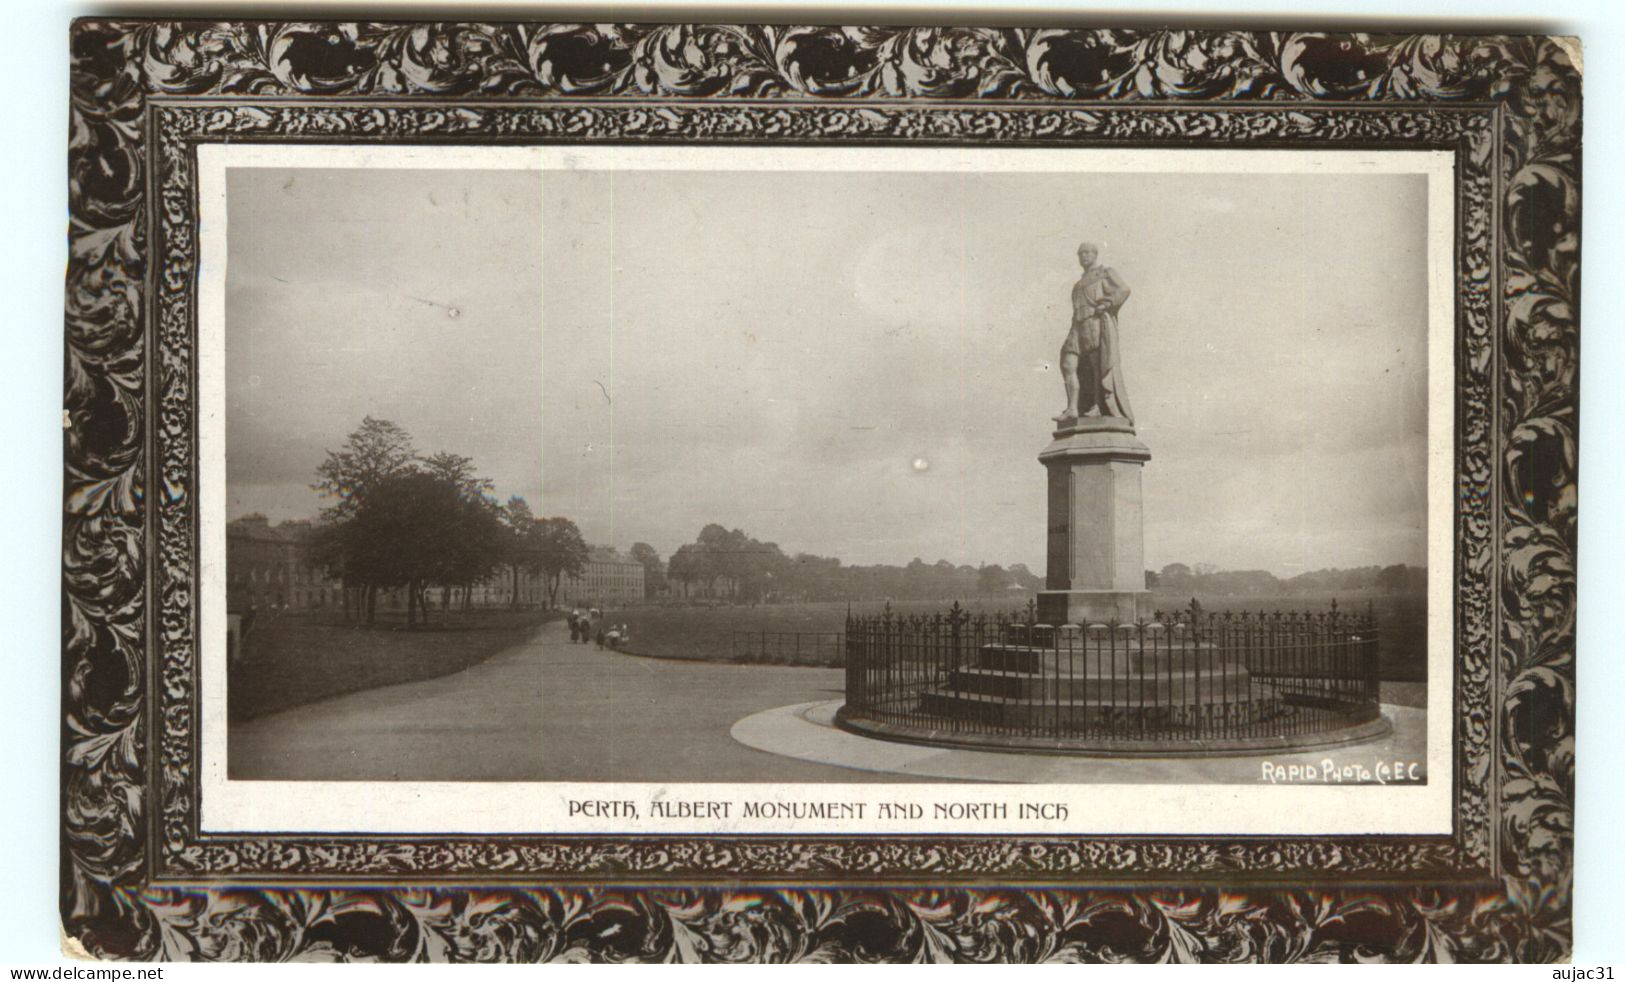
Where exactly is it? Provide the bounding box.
[1037,416,1152,625]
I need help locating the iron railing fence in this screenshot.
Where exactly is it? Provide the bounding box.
[841,601,1380,747]
[730,631,845,666]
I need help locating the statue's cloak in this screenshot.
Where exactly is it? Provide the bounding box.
[1066,266,1134,423]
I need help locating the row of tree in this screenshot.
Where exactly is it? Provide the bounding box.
[309,417,589,626]
[628,524,1044,604]
[305,419,1426,623]
[1149,562,1426,596]
[627,526,1427,605]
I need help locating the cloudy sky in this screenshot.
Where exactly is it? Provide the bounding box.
[225,162,1430,575]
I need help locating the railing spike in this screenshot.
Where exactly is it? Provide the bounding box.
[841,597,1378,749]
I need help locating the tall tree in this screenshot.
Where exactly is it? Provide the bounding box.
[667,543,704,598]
[500,496,542,608]
[535,517,590,609]
[421,451,495,500]
[1159,562,1193,583]
[329,470,467,627]
[684,523,787,601]
[310,417,418,620]
[1008,563,1042,591]
[977,563,1011,595]
[422,451,502,615]
[628,542,666,600]
[312,416,417,521]
[308,422,516,623]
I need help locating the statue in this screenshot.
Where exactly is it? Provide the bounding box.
[1056,242,1134,425]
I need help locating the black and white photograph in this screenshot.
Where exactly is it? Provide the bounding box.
[202,145,1451,836]
[55,20,1581,963]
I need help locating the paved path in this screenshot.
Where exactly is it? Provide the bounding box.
[232,620,1427,785]
[229,618,936,782]
[733,700,1427,784]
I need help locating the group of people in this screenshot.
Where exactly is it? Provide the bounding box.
[567,607,630,651]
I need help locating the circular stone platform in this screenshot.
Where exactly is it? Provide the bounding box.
[731,699,1426,784]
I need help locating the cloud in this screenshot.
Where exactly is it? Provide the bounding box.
[225,165,1432,574]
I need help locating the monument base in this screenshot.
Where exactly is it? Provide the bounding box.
[1037,589,1152,626]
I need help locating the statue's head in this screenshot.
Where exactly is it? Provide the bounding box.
[1076,241,1100,269]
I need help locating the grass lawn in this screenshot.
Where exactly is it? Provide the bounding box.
[607,591,1428,682]
[228,607,558,722]
[1173,591,1427,683]
[610,599,1017,668]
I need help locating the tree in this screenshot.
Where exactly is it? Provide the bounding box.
[535,517,590,609]
[628,542,667,600]
[1376,563,1412,593]
[977,564,1011,595]
[667,543,706,598]
[1160,562,1193,582]
[421,451,502,613]
[693,524,735,597]
[442,490,506,617]
[1008,563,1043,590]
[680,524,792,603]
[421,451,495,501]
[310,418,419,619]
[784,553,842,602]
[500,496,542,608]
[667,527,722,599]
[312,417,417,521]
[308,421,517,623]
[308,518,365,619]
[331,470,469,627]
[732,535,787,604]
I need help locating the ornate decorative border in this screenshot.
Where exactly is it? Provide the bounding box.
[64,22,1578,961]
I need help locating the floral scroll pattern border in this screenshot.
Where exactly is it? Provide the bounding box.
[63,22,1578,962]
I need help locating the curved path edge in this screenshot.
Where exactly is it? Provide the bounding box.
[731,699,1428,785]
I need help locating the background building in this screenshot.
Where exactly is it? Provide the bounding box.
[228,516,646,612]
[470,572,545,608]
[226,514,339,612]
[468,546,646,608]
[558,547,645,606]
